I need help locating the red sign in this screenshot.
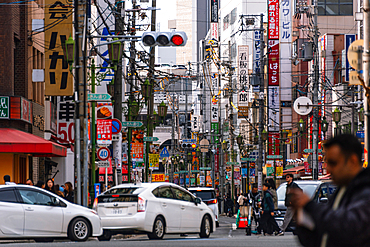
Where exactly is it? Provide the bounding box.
[152,173,165,182]
[97,147,110,161]
[268,40,279,86]
[122,175,128,182]
[21,98,32,123]
[215,148,219,173]
[97,119,112,144]
[268,0,279,39]
[304,162,312,175]
[122,164,128,174]
[99,175,113,182]
[268,132,280,155]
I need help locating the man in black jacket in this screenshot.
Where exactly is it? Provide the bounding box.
[278,173,301,235]
[260,183,275,235]
[291,134,370,247]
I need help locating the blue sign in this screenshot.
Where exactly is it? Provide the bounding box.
[241,168,248,178]
[356,131,364,139]
[345,34,356,81]
[160,147,170,158]
[94,183,100,198]
[111,119,122,134]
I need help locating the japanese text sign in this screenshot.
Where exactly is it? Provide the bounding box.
[280,0,292,42]
[0,96,9,119]
[97,119,112,145]
[238,45,249,90]
[152,173,165,182]
[57,96,75,143]
[268,0,279,39]
[268,40,279,86]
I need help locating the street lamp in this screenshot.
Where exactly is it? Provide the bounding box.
[333,107,341,136]
[141,79,152,100]
[321,117,328,138]
[262,129,268,142]
[281,130,288,140]
[222,140,228,152]
[63,36,75,68]
[254,135,259,145]
[236,134,243,146]
[129,100,140,117]
[298,119,305,133]
[157,101,168,123]
[107,38,122,64]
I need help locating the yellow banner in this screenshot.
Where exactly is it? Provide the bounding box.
[149,154,159,170]
[45,0,74,95]
[152,173,165,182]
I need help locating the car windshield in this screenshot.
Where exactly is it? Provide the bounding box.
[277,183,318,201]
[104,187,141,195]
[189,190,215,200]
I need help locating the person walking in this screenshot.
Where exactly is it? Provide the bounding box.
[45,178,56,194]
[260,183,274,235]
[35,180,45,189]
[248,184,261,235]
[225,194,234,217]
[64,182,74,203]
[25,179,33,186]
[292,134,370,247]
[3,175,16,185]
[267,178,283,235]
[278,173,301,235]
[236,193,245,213]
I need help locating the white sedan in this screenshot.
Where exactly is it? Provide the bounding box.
[93,182,215,240]
[0,185,102,242]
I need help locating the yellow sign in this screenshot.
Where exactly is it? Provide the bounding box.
[45,0,74,95]
[152,173,165,182]
[149,154,159,170]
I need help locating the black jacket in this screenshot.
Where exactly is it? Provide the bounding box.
[262,190,274,212]
[285,181,301,207]
[297,168,370,247]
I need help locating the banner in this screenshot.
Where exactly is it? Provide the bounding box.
[152,173,165,182]
[149,154,159,170]
[131,130,144,161]
[276,162,283,178]
[266,161,274,178]
[45,0,74,96]
[268,0,279,39]
[97,119,112,145]
[268,40,279,86]
[238,46,249,90]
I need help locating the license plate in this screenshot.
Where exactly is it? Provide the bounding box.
[112,209,123,214]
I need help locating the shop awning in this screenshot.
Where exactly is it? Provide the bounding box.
[283,165,305,175]
[0,128,67,157]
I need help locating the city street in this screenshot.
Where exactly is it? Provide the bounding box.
[1,216,301,247]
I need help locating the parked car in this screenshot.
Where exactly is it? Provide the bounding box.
[0,185,102,242]
[188,187,220,227]
[275,180,337,231]
[93,182,215,241]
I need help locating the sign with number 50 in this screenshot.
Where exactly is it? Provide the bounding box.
[58,122,75,143]
[57,97,75,143]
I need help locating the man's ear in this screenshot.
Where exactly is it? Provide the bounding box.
[347,153,361,169]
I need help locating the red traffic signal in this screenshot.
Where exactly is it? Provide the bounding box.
[142,31,188,47]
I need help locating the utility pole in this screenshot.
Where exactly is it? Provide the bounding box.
[312,0,319,180]
[146,0,156,182]
[227,40,235,206]
[257,13,265,192]
[364,0,370,164]
[114,0,124,185]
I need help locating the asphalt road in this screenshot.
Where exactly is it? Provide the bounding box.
[1,216,303,247]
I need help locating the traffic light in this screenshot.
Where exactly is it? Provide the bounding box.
[142,31,188,47]
[181,139,197,149]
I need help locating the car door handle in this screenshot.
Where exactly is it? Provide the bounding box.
[181,205,185,210]
[25,207,34,211]
[162,203,167,207]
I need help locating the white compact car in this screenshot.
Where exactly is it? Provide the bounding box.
[0,185,102,242]
[188,187,219,227]
[93,182,215,240]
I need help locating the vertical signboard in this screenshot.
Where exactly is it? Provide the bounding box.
[268,132,280,155]
[268,40,280,86]
[97,119,112,145]
[268,86,280,132]
[57,96,75,143]
[210,0,218,22]
[131,130,144,161]
[238,46,249,90]
[0,96,9,119]
[253,31,261,74]
[268,0,279,40]
[191,115,201,132]
[345,34,356,82]
[45,0,74,96]
[280,0,292,43]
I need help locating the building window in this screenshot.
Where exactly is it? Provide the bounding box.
[318,0,353,15]
[223,14,230,30]
[230,8,237,25]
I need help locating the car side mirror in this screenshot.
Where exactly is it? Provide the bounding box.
[194,197,201,205]
[52,197,60,206]
[319,197,328,204]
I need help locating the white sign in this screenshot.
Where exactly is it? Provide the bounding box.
[57,96,75,143]
[154,93,186,104]
[211,105,218,123]
[269,86,280,131]
[97,161,110,168]
[238,46,249,90]
[280,0,292,43]
[191,115,201,132]
[238,90,249,107]
[268,86,279,108]
[211,23,218,40]
[269,108,280,132]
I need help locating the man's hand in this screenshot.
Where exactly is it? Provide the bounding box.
[261,210,264,214]
[290,188,310,209]
[271,212,274,216]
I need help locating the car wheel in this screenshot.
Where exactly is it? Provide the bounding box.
[68,217,91,242]
[216,221,220,227]
[199,215,211,238]
[34,238,54,243]
[98,229,112,241]
[148,216,165,240]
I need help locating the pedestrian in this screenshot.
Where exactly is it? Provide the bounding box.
[277,173,301,235]
[225,194,234,217]
[25,179,33,186]
[3,175,16,185]
[236,193,244,213]
[248,184,261,235]
[54,185,64,197]
[45,178,56,194]
[260,183,274,235]
[291,134,370,247]
[267,178,283,235]
[64,182,74,203]
[35,180,45,189]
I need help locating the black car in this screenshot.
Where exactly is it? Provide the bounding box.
[275,180,337,232]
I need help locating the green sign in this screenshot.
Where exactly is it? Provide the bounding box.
[122,121,143,127]
[200,167,212,170]
[178,171,187,174]
[191,170,200,173]
[241,158,256,162]
[266,155,283,159]
[144,136,159,142]
[87,93,111,101]
[226,162,239,165]
[304,149,313,153]
[0,96,9,119]
[211,122,220,143]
